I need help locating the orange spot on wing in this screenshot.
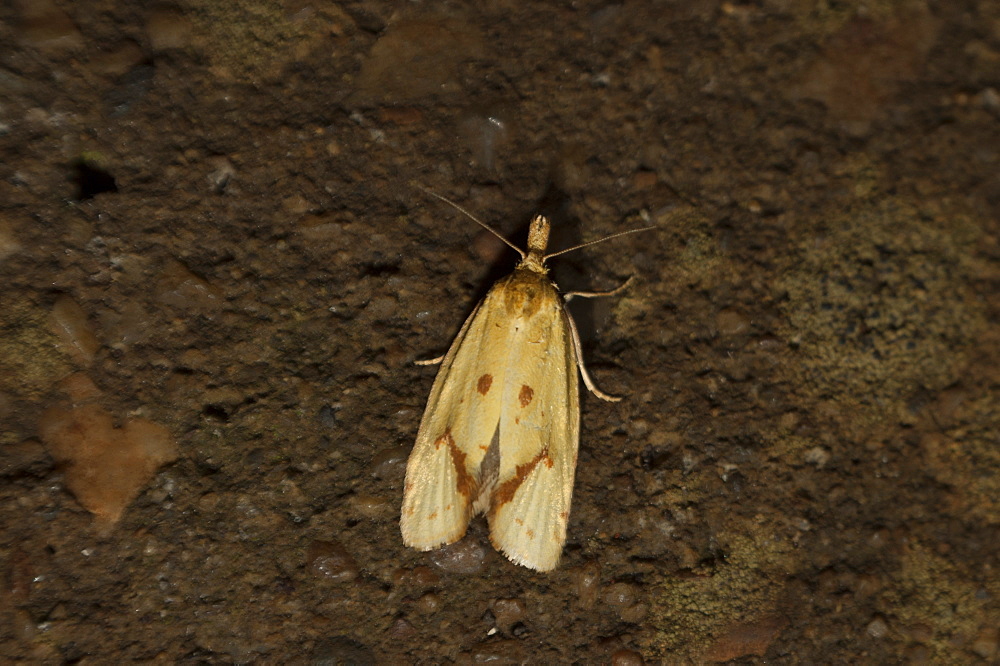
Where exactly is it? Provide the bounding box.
[477,373,493,395]
[526,529,535,539]
[518,384,534,407]
[428,511,437,520]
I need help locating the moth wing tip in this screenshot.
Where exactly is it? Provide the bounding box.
[401,522,470,552]
[489,533,560,572]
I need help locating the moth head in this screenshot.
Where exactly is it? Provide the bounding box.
[522,215,552,272]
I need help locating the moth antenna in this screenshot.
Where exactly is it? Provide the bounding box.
[417,186,526,259]
[544,225,656,261]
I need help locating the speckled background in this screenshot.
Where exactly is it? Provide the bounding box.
[1,0,998,663]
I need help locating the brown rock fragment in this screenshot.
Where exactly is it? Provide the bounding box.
[703,615,787,662]
[57,372,102,402]
[37,404,178,528]
[155,260,223,312]
[16,0,84,52]
[306,539,359,582]
[49,296,100,365]
[611,648,645,666]
[575,560,601,609]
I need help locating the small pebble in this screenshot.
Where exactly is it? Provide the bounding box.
[866,615,889,639]
[703,616,786,661]
[972,626,998,659]
[306,539,359,582]
[491,598,525,633]
[575,560,601,609]
[391,565,440,588]
[387,618,416,640]
[611,648,645,666]
[145,7,192,51]
[17,0,84,52]
[716,308,750,336]
[370,446,408,479]
[416,592,441,614]
[154,260,222,312]
[632,170,657,190]
[49,296,100,365]
[602,582,636,607]
[205,157,236,193]
[429,537,487,574]
[349,494,391,518]
[458,112,510,173]
[803,447,830,467]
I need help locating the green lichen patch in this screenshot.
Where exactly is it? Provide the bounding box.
[644,528,800,659]
[776,198,983,430]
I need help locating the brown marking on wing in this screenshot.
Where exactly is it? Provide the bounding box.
[477,373,493,395]
[428,511,437,520]
[526,529,535,540]
[559,511,568,520]
[519,384,534,408]
[490,448,552,511]
[435,429,474,499]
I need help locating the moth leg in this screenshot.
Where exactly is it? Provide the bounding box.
[415,354,446,366]
[563,276,634,303]
[563,303,622,402]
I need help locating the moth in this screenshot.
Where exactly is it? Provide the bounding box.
[400,193,650,571]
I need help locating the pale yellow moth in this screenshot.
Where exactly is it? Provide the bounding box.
[401,193,650,571]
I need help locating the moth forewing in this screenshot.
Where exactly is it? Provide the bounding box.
[485,275,580,571]
[401,211,643,571]
[400,295,499,551]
